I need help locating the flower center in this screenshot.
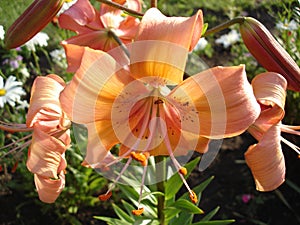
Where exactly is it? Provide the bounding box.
[0,88,6,96]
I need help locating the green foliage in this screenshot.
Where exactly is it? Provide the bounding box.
[95,157,234,224]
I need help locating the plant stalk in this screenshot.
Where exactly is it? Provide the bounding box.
[151,0,157,8]
[96,0,144,17]
[155,156,166,225]
[203,17,245,36]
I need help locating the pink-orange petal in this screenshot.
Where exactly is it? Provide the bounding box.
[27,127,67,178]
[60,46,127,124]
[170,65,260,138]
[245,124,285,191]
[130,8,203,84]
[58,0,98,33]
[26,75,65,129]
[34,173,65,203]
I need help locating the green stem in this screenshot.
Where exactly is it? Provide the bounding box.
[31,51,41,75]
[155,156,166,225]
[107,30,130,58]
[151,0,157,8]
[96,0,144,17]
[203,16,245,37]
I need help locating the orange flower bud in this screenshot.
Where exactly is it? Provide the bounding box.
[239,17,300,92]
[4,0,65,49]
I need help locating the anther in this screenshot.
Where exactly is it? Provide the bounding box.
[189,190,198,204]
[132,207,144,216]
[130,151,149,166]
[98,191,112,201]
[179,167,187,176]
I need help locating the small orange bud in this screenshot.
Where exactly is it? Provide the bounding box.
[98,191,112,201]
[132,207,144,216]
[189,190,198,204]
[179,167,187,176]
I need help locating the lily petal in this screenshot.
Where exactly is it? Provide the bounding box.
[34,173,65,203]
[26,75,66,130]
[170,65,260,138]
[245,124,285,191]
[83,121,119,166]
[130,8,203,84]
[27,126,67,179]
[60,46,130,124]
[58,0,101,33]
[249,72,287,139]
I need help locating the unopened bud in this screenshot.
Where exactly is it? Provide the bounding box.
[239,17,300,92]
[4,0,65,49]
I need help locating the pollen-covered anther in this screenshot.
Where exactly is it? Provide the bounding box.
[98,191,112,201]
[189,190,198,204]
[179,167,187,176]
[132,207,144,216]
[130,151,149,166]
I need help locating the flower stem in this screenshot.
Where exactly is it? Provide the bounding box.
[151,0,157,8]
[96,0,144,17]
[155,156,166,225]
[203,17,245,37]
[107,30,130,58]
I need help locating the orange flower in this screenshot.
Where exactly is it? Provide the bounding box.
[246,72,300,191]
[0,74,71,203]
[58,0,141,52]
[60,8,260,209]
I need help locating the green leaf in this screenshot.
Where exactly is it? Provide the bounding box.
[165,157,200,200]
[112,203,135,223]
[121,200,136,215]
[202,23,209,35]
[170,199,204,214]
[93,216,132,225]
[163,206,181,220]
[192,220,235,225]
[168,210,193,225]
[200,206,220,221]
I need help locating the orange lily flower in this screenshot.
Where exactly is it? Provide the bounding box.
[58,0,141,52]
[60,8,260,210]
[0,74,71,203]
[245,72,300,191]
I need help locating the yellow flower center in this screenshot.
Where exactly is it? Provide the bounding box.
[0,88,6,96]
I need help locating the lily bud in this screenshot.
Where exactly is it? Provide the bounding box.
[239,17,300,92]
[4,0,65,49]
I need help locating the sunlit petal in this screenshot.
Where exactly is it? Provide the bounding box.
[245,124,285,191]
[34,173,65,203]
[27,126,67,179]
[170,65,260,138]
[60,46,130,123]
[130,8,203,84]
[26,75,65,129]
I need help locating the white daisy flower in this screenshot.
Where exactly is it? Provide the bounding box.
[276,19,298,31]
[215,29,240,48]
[194,37,208,51]
[23,32,49,51]
[0,25,5,40]
[0,75,26,108]
[50,48,67,68]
